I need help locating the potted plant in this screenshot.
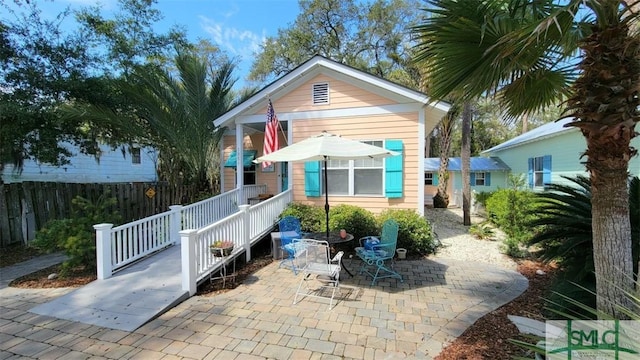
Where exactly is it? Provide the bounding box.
[210,240,234,257]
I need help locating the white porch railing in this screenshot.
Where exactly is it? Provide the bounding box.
[179,189,293,295]
[181,189,239,230]
[94,184,270,280]
[242,184,268,204]
[94,205,181,278]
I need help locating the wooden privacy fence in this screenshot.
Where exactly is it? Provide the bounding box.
[0,181,197,247]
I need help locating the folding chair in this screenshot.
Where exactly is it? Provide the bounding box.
[355,219,403,285]
[293,239,344,310]
[278,216,303,274]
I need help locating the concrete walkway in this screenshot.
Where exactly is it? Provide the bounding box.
[25,245,189,332]
[0,252,67,289]
[0,255,527,359]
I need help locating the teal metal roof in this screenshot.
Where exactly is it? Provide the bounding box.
[482,118,575,154]
[224,150,257,168]
[424,157,511,172]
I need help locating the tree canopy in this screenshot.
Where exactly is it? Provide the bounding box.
[0,0,189,175]
[248,0,422,87]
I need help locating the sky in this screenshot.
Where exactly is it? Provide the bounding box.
[41,0,302,88]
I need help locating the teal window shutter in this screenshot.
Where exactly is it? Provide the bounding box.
[470,172,476,185]
[385,140,403,198]
[433,173,439,186]
[485,172,491,186]
[527,158,534,188]
[304,161,321,197]
[543,155,552,186]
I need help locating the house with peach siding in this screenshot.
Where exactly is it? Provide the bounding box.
[213,56,450,215]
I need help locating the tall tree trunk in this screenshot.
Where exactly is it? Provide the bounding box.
[521,112,528,134]
[425,133,431,157]
[568,18,639,318]
[461,101,472,226]
[437,111,454,208]
[590,160,634,318]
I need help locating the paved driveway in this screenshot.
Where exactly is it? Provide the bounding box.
[0,258,526,359]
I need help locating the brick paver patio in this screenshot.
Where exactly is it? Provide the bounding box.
[0,257,527,359]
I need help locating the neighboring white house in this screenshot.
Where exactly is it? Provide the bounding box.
[1,143,158,184]
[482,118,640,190]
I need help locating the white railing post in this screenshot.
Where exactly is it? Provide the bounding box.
[94,223,113,280]
[180,229,197,296]
[238,204,251,262]
[169,205,183,244]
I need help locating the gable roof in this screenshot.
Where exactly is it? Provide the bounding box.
[482,118,577,154]
[213,55,450,127]
[424,157,511,172]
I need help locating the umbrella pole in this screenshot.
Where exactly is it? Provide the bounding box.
[324,157,329,238]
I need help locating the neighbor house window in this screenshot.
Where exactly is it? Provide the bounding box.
[324,140,384,196]
[528,155,552,188]
[312,83,329,105]
[131,148,141,164]
[425,172,434,185]
[533,157,544,187]
[474,172,485,186]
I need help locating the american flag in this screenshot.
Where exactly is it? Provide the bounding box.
[263,100,279,168]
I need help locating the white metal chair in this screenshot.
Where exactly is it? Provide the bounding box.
[293,239,344,310]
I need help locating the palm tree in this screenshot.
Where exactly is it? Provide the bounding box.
[527,175,640,317]
[413,0,639,318]
[65,52,237,194]
[434,107,456,208]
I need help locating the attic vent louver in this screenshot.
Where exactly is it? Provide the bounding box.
[312,83,329,104]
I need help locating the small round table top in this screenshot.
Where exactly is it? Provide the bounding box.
[304,231,354,245]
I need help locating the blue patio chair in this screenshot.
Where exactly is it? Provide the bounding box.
[355,219,403,285]
[278,216,304,274]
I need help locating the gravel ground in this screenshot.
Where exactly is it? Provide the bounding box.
[425,207,519,270]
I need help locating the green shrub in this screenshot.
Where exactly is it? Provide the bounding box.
[500,233,529,258]
[328,204,378,241]
[377,209,436,255]
[485,188,536,238]
[469,222,495,240]
[279,202,325,233]
[474,191,493,206]
[32,193,122,275]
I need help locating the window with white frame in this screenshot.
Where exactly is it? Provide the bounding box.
[533,157,544,187]
[425,172,434,185]
[324,140,384,196]
[474,172,485,186]
[131,148,141,164]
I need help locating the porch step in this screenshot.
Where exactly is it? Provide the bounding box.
[30,245,187,332]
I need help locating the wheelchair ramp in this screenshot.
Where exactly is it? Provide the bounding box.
[30,245,189,332]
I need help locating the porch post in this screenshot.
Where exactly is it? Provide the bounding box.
[94,223,113,280]
[287,119,293,191]
[180,229,197,296]
[238,204,251,262]
[219,137,225,193]
[235,125,245,205]
[418,109,426,216]
[169,205,183,244]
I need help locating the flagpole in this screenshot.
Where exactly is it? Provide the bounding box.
[277,118,289,146]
